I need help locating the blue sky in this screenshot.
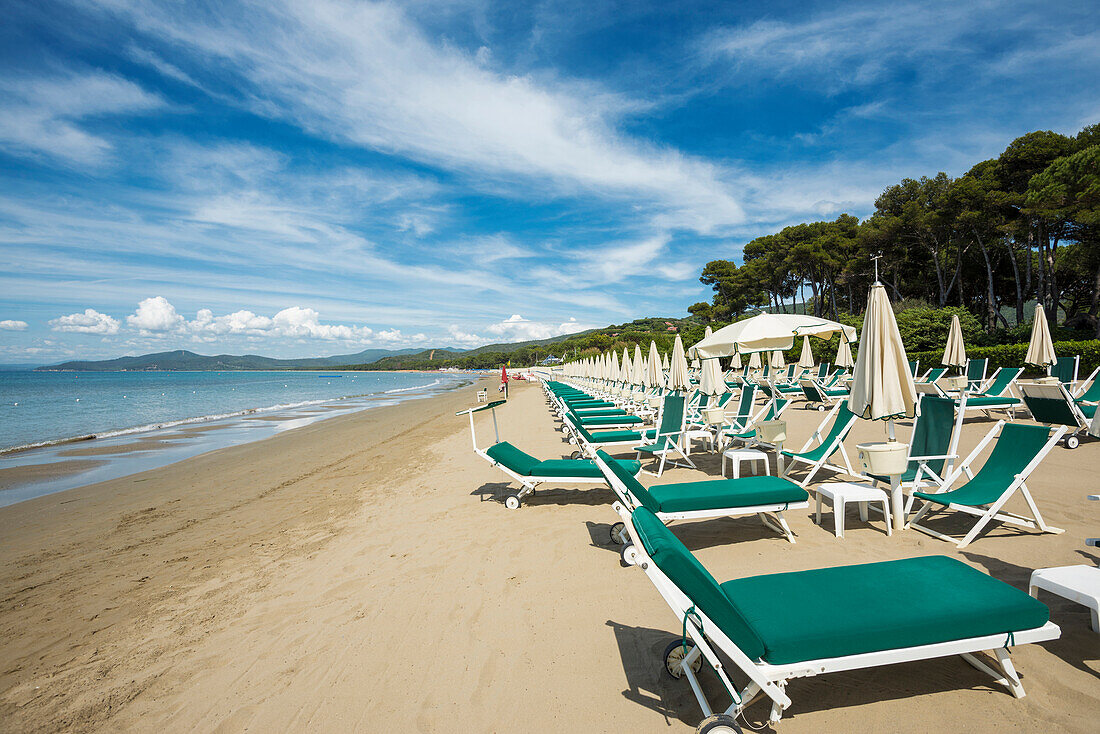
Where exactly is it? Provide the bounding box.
[1,0,1097,362]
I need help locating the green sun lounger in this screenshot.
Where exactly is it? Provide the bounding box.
[615,503,1058,728]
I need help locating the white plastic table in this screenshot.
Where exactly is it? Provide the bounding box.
[721,447,770,479]
[1030,565,1100,632]
[815,482,892,539]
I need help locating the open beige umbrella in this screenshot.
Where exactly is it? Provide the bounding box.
[1024,304,1056,370]
[942,314,967,372]
[692,313,857,359]
[836,332,854,369]
[798,336,815,369]
[647,341,663,388]
[667,334,690,392]
[769,350,785,369]
[849,281,917,528]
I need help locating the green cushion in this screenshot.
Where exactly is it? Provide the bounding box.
[964,396,1020,407]
[587,429,644,443]
[572,408,627,416]
[485,442,541,475]
[647,476,808,513]
[631,508,766,660]
[532,458,641,478]
[721,555,1049,664]
[579,415,642,426]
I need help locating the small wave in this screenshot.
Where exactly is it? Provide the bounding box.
[384,378,443,394]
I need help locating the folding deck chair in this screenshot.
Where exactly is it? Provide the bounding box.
[799,378,848,411]
[635,393,696,477]
[916,367,947,384]
[1020,382,1094,449]
[866,394,967,512]
[907,421,1068,548]
[724,397,791,449]
[615,503,1059,730]
[1050,354,1079,388]
[966,358,989,390]
[959,367,1024,420]
[458,400,641,509]
[780,400,858,486]
[594,450,808,548]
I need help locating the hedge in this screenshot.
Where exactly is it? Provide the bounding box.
[904,339,1100,379]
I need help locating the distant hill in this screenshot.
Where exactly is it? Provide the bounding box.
[35,348,425,372]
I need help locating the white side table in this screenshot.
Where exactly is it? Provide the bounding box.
[1029,565,1100,632]
[815,482,892,538]
[722,448,770,479]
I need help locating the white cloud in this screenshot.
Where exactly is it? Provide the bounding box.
[49,309,121,335]
[127,296,186,333]
[464,314,595,345]
[0,71,163,166]
[0,320,28,331]
[106,0,744,231]
[271,306,372,341]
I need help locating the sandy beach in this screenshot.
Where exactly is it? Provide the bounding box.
[1,379,1097,732]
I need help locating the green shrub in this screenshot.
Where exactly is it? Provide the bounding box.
[905,339,1100,379]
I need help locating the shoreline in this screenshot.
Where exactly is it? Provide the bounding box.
[1,380,1095,732]
[0,375,479,507]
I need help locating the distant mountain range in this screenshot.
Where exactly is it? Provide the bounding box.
[34,348,426,372]
[32,329,596,371]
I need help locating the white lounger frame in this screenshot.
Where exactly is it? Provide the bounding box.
[780,400,857,487]
[595,453,805,544]
[907,421,1068,548]
[613,502,1060,726]
[460,400,628,508]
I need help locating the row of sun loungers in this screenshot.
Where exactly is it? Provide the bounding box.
[462,372,1091,731]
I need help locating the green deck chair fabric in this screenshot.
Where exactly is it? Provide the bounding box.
[868,395,955,483]
[1050,355,1078,386]
[782,403,856,463]
[636,394,685,454]
[912,423,1052,507]
[1076,378,1100,404]
[728,398,789,440]
[976,368,1021,399]
[966,358,988,385]
[1023,390,1085,427]
[572,420,644,445]
[919,367,947,384]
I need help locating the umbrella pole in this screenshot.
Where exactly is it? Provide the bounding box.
[886,418,905,528]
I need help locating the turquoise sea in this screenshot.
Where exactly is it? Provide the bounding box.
[0,370,473,506]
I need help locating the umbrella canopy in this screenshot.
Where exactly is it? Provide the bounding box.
[942,314,967,369]
[647,341,663,388]
[667,334,690,391]
[609,350,621,383]
[770,350,785,369]
[1024,304,1056,368]
[731,351,743,369]
[748,351,762,369]
[620,348,632,385]
[836,331,854,368]
[849,283,917,421]
[798,336,815,368]
[699,328,727,397]
[662,352,670,371]
[633,344,645,385]
[691,313,857,359]
[691,358,701,370]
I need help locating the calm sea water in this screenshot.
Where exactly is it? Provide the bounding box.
[0,370,476,506]
[0,370,462,452]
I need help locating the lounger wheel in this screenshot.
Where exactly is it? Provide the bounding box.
[570,450,583,459]
[620,544,639,566]
[662,639,702,679]
[1065,435,1080,449]
[817,405,826,412]
[695,714,742,733]
[503,494,521,510]
[609,521,625,545]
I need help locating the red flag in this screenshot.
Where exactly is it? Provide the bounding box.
[501,365,509,383]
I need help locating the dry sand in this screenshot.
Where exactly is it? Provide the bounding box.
[0,380,1097,732]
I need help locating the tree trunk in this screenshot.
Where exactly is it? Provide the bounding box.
[975,229,997,331]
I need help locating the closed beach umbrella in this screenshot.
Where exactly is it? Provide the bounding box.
[731,351,742,369]
[1024,304,1056,369]
[942,314,967,370]
[770,350,785,369]
[850,283,917,422]
[836,331,854,368]
[632,344,644,386]
[667,334,690,392]
[748,351,762,370]
[849,280,917,528]
[647,341,663,388]
[700,356,727,396]
[609,350,621,383]
[798,336,815,368]
[620,349,632,386]
[662,352,670,372]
